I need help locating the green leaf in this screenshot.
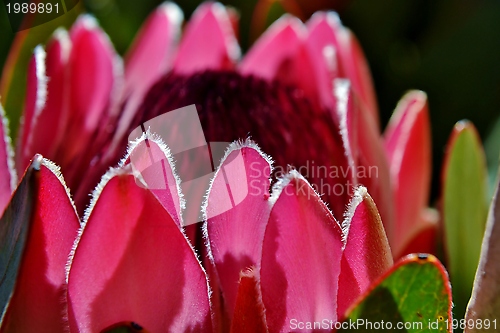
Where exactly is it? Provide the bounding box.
[339,254,452,333]
[465,180,500,333]
[0,156,38,316]
[442,121,489,320]
[0,4,83,139]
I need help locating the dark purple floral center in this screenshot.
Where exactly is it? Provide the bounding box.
[132,70,350,219]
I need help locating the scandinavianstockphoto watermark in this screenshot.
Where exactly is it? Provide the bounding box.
[249,161,379,198]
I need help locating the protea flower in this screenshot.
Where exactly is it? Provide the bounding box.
[0,1,469,332]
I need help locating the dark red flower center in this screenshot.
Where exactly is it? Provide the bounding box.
[131,70,350,219]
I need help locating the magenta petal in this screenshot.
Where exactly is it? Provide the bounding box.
[67,168,212,332]
[204,141,272,317]
[56,16,117,170]
[307,12,378,124]
[123,132,184,226]
[1,159,79,333]
[116,3,184,151]
[125,2,183,94]
[383,91,431,256]
[337,186,393,318]
[0,104,16,215]
[260,171,343,332]
[239,15,319,104]
[22,31,71,167]
[16,46,47,175]
[335,79,395,245]
[173,2,240,74]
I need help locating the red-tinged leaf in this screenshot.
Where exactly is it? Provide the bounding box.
[56,15,119,176]
[124,131,184,227]
[16,46,47,175]
[337,186,393,319]
[1,158,79,333]
[306,12,378,126]
[67,167,212,333]
[338,254,452,333]
[19,31,71,170]
[465,180,500,333]
[173,2,240,74]
[230,268,268,333]
[384,91,432,257]
[260,171,343,332]
[0,157,37,318]
[0,103,16,215]
[240,15,320,108]
[204,141,273,317]
[334,79,395,245]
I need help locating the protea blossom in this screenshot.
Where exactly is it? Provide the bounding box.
[0,1,444,332]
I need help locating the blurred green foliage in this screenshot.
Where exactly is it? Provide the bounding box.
[0,0,499,200]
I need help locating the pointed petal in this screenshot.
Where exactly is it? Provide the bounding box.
[124,131,184,226]
[230,268,268,333]
[466,179,500,332]
[22,30,71,166]
[173,2,240,74]
[67,167,212,333]
[337,186,393,318]
[384,91,432,256]
[307,12,378,124]
[204,141,273,317]
[239,15,319,106]
[56,15,117,170]
[125,2,183,94]
[0,104,16,215]
[1,159,79,333]
[16,46,47,175]
[335,79,395,245]
[260,171,343,332]
[111,3,184,166]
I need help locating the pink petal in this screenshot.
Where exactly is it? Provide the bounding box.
[337,186,393,318]
[230,268,268,333]
[397,208,438,256]
[16,46,47,175]
[260,171,343,332]
[0,104,16,215]
[67,168,212,333]
[383,91,431,256]
[239,16,319,107]
[307,12,378,125]
[124,131,184,226]
[173,2,240,74]
[335,79,395,246]
[1,158,79,333]
[204,141,273,317]
[22,30,71,167]
[56,15,117,173]
[125,2,183,94]
[114,3,184,155]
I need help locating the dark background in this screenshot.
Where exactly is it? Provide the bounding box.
[1,0,499,200]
